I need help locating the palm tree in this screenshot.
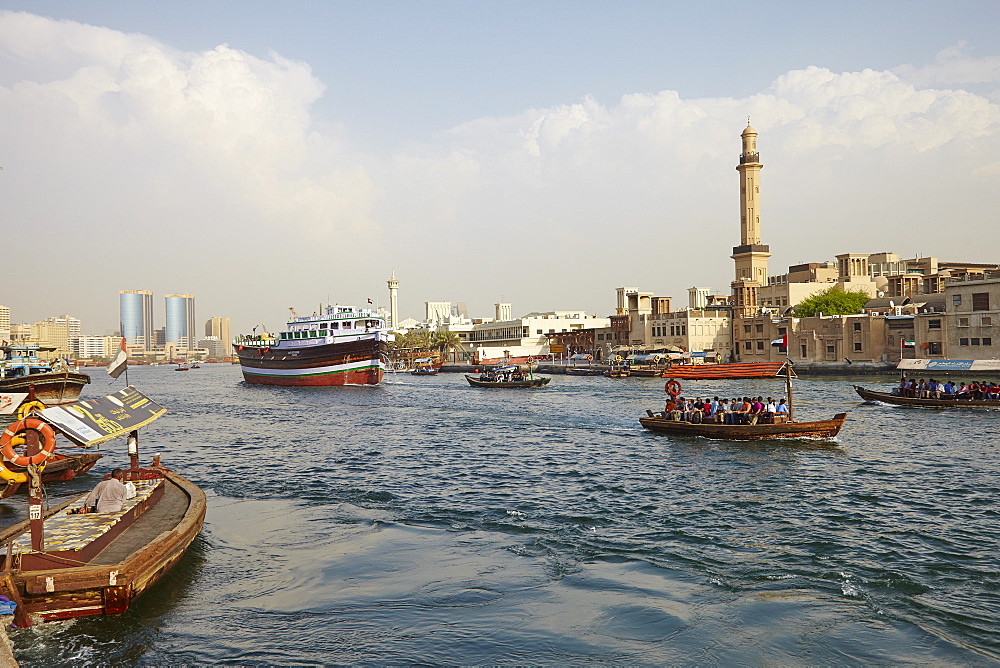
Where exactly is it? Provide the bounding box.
[432,330,463,363]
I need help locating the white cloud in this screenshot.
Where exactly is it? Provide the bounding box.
[2,11,998,332]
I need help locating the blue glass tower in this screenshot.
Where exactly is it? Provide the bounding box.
[165,294,196,349]
[119,290,154,350]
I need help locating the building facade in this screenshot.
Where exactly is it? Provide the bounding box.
[205,316,232,357]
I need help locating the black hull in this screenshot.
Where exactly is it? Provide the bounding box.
[236,338,389,386]
[465,375,550,388]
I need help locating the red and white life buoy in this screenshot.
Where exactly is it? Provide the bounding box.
[664,379,682,397]
[1,418,57,467]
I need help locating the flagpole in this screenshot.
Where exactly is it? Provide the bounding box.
[122,322,129,386]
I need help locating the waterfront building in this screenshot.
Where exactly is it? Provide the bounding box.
[120,290,154,351]
[28,314,81,358]
[906,271,1000,360]
[165,294,196,350]
[198,336,227,358]
[71,335,119,360]
[468,310,610,361]
[0,305,9,341]
[205,317,232,356]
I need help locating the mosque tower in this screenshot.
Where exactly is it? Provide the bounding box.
[387,271,399,329]
[730,121,772,318]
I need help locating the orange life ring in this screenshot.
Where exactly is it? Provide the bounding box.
[237,344,244,351]
[1,418,57,467]
[587,355,593,361]
[665,379,682,397]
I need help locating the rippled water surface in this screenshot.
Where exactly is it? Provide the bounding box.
[4,365,999,665]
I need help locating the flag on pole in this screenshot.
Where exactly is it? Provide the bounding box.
[367,298,373,304]
[770,335,788,348]
[107,337,128,378]
[901,339,915,349]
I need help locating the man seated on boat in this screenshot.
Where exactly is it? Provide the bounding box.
[763,397,777,424]
[715,398,729,423]
[942,380,956,397]
[79,468,127,514]
[774,398,790,422]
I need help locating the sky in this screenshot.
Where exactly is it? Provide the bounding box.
[1,1,999,336]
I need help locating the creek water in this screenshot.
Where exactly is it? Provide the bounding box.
[3,364,998,665]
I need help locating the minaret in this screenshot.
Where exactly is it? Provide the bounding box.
[387,272,399,329]
[731,121,771,317]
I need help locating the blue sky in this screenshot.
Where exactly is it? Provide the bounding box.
[2,1,999,334]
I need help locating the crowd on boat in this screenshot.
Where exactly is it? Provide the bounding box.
[478,369,528,383]
[662,396,790,424]
[894,378,1000,401]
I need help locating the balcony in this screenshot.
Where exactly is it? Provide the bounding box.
[739,152,760,164]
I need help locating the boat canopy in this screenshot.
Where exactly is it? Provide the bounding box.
[413,358,434,364]
[490,365,519,373]
[568,353,594,361]
[40,386,167,447]
[627,354,662,363]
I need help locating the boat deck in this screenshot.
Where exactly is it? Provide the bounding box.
[93,482,188,565]
[10,479,162,555]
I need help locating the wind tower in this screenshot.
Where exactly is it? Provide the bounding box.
[387,271,399,329]
[730,121,771,318]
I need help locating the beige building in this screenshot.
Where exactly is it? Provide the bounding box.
[469,310,611,361]
[205,317,233,357]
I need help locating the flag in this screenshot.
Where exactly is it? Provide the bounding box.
[107,337,128,378]
[901,339,915,349]
[770,335,788,348]
[367,298,373,304]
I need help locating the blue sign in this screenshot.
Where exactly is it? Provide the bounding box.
[926,359,975,371]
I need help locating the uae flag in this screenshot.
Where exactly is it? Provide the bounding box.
[771,335,788,348]
[107,337,128,378]
[901,339,915,349]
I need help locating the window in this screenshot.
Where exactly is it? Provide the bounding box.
[928,319,941,330]
[959,318,970,327]
[983,317,993,327]
[928,342,942,355]
[744,341,752,351]
[756,340,764,350]
[971,338,980,346]
[744,324,751,334]
[854,341,862,352]
[972,293,990,311]
[853,322,862,332]
[960,338,969,346]
[755,324,764,333]
[778,327,786,335]
[800,344,807,358]
[984,337,993,346]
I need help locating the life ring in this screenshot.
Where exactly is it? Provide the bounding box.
[0,441,47,483]
[16,400,46,420]
[237,344,244,351]
[1,418,57,467]
[665,379,682,397]
[614,355,623,363]
[587,355,593,361]
[527,357,534,364]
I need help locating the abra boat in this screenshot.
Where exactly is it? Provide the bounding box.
[854,385,1000,409]
[410,358,439,376]
[640,363,848,440]
[465,365,550,388]
[662,361,785,380]
[0,386,206,627]
[0,344,90,405]
[235,304,393,386]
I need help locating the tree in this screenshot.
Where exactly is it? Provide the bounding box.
[794,286,870,317]
[432,331,463,361]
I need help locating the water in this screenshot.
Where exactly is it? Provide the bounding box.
[4,365,999,665]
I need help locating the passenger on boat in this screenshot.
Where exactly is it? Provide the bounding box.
[79,468,127,514]
[691,398,705,423]
[764,397,777,424]
[715,398,728,423]
[775,398,789,421]
[943,380,956,396]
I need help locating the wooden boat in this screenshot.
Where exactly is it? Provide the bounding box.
[235,304,391,386]
[663,361,785,380]
[0,452,103,498]
[640,362,848,440]
[854,385,1000,409]
[0,386,206,627]
[565,367,605,376]
[639,412,848,440]
[174,363,189,371]
[410,358,439,376]
[465,365,550,388]
[0,344,90,405]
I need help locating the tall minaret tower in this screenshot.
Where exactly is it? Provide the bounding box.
[387,271,399,329]
[730,121,771,318]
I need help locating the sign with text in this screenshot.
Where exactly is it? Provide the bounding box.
[40,386,167,447]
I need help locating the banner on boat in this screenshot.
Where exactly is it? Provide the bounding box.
[0,393,29,415]
[897,359,1000,372]
[39,386,167,447]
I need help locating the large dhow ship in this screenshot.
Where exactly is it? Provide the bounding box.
[234,304,393,386]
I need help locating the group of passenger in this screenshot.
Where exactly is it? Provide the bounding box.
[663,396,790,424]
[894,378,1000,401]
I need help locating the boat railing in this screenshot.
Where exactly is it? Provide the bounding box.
[235,335,277,347]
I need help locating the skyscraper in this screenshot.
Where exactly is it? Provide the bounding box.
[205,316,232,356]
[165,294,196,350]
[120,290,154,350]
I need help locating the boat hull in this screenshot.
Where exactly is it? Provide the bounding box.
[663,362,785,380]
[0,371,91,405]
[639,413,848,440]
[0,471,206,626]
[465,375,550,388]
[854,385,1000,409]
[236,338,389,386]
[0,452,103,499]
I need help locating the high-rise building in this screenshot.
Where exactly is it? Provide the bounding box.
[204,316,232,356]
[0,305,9,341]
[165,294,196,350]
[120,290,154,350]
